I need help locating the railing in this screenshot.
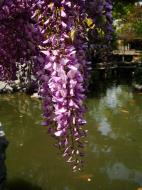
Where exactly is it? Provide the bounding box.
[113,49,142,55]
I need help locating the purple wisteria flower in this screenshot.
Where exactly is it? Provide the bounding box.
[0,0,113,171]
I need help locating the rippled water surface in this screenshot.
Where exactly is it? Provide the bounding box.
[0,84,142,190]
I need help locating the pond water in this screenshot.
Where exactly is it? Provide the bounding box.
[0,84,142,190]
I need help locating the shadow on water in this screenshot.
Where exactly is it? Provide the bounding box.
[6,178,42,190]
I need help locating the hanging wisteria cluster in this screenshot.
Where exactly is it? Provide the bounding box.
[0,0,113,171]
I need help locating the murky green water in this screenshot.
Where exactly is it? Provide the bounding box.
[0,84,142,190]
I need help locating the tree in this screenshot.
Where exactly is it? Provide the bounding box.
[113,0,136,19]
[115,3,142,41]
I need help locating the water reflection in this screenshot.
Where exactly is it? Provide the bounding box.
[86,84,142,189]
[100,85,133,110]
[0,93,41,119]
[106,162,142,186]
[88,85,142,140]
[96,117,112,136]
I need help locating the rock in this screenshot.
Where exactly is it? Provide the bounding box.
[0,124,8,189]
[133,83,142,91]
[31,93,41,99]
[0,82,13,93]
[14,80,20,85]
